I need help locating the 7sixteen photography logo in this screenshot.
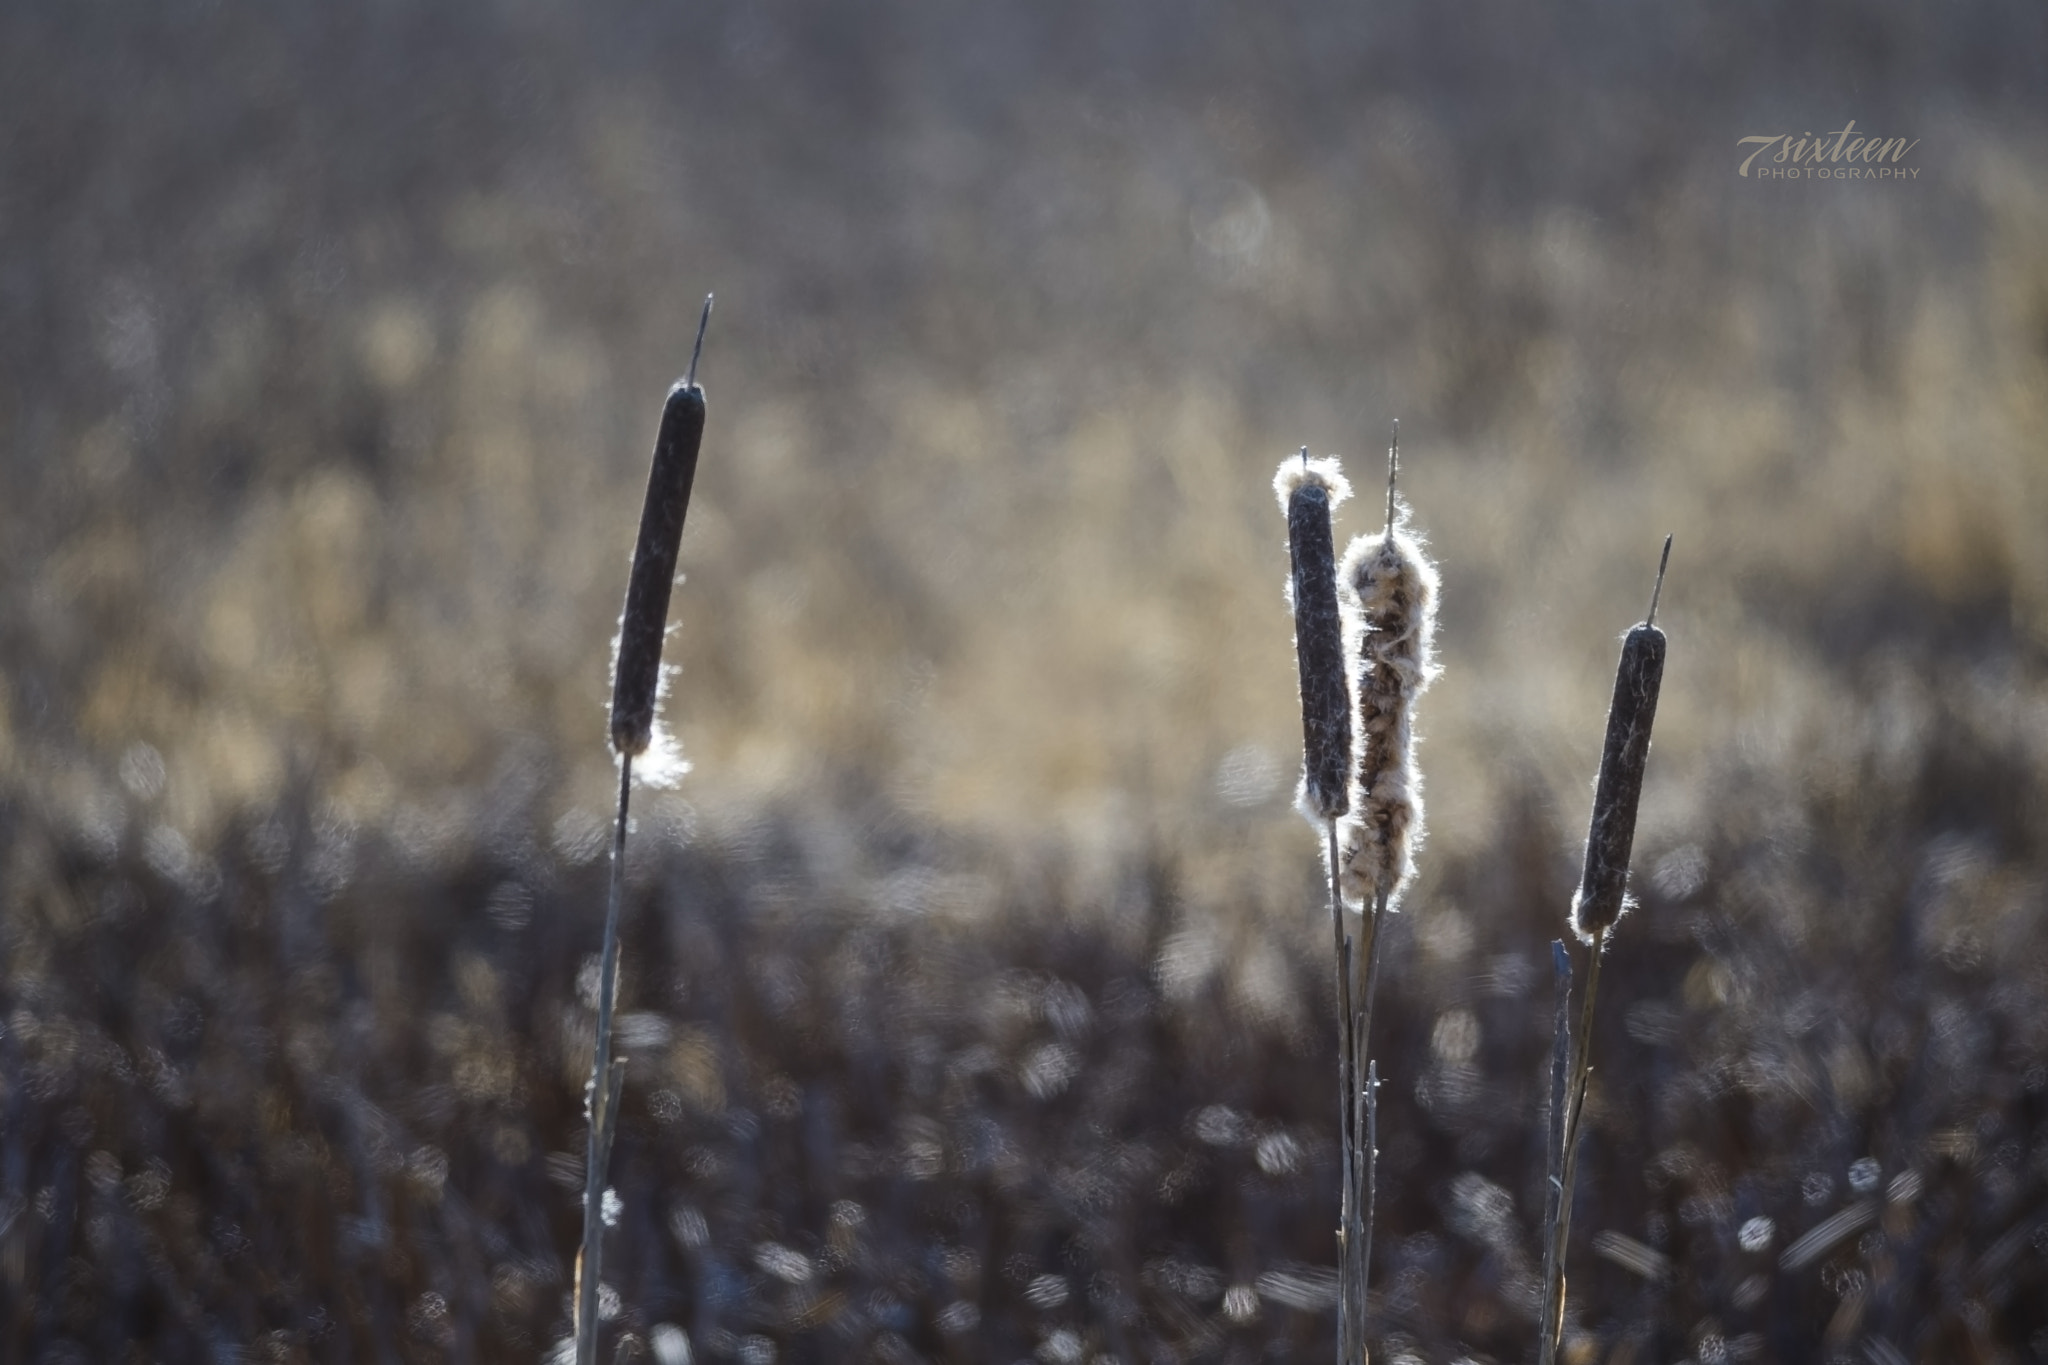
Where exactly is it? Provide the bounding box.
[1738,120,1920,180]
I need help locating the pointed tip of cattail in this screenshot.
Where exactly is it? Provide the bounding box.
[685,294,713,388]
[1274,452,1353,516]
[1385,420,1400,535]
[1646,534,1673,627]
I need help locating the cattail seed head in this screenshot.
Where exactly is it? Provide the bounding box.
[1569,619,1667,943]
[1335,510,1439,910]
[610,377,706,759]
[1275,453,1354,822]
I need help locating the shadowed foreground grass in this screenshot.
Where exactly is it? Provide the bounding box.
[4,659,2044,1364]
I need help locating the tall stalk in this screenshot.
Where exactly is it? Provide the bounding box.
[575,758,634,1365]
[576,297,714,1365]
[1537,537,1671,1364]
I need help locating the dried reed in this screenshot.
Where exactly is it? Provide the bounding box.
[1538,535,1671,1365]
[1336,424,1437,1361]
[577,296,713,1365]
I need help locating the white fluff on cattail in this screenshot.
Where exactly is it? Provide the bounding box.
[1272,456,1354,515]
[607,619,692,790]
[1335,511,1438,911]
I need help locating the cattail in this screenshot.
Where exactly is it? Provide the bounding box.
[1569,536,1671,944]
[1277,448,1369,1364]
[1540,536,1674,1365]
[1274,450,1354,822]
[610,298,713,759]
[579,295,713,1365]
[1335,440,1438,911]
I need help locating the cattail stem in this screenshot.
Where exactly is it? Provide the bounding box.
[1362,1056,1379,1325]
[1341,892,1386,1361]
[1333,849,1393,1364]
[1540,929,1607,1365]
[577,756,634,1365]
[1326,816,1362,1365]
[1538,941,1574,1365]
[1354,891,1387,1332]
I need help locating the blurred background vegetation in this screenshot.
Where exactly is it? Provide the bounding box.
[2,1,2045,1361]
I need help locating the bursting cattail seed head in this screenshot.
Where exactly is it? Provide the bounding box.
[1570,538,1672,944]
[1275,451,1354,822]
[1335,510,1438,911]
[610,298,712,763]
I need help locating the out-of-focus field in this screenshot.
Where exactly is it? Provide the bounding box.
[2,2,2046,1361]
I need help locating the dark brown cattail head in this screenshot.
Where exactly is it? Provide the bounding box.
[610,299,712,759]
[1275,451,1353,821]
[1570,538,1672,944]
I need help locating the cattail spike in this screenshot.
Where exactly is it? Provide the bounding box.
[1385,419,1399,536]
[1569,551,1671,943]
[686,294,713,387]
[610,361,709,758]
[1275,454,1354,821]
[1646,534,1672,627]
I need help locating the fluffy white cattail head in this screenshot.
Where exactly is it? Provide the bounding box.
[1335,504,1439,911]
